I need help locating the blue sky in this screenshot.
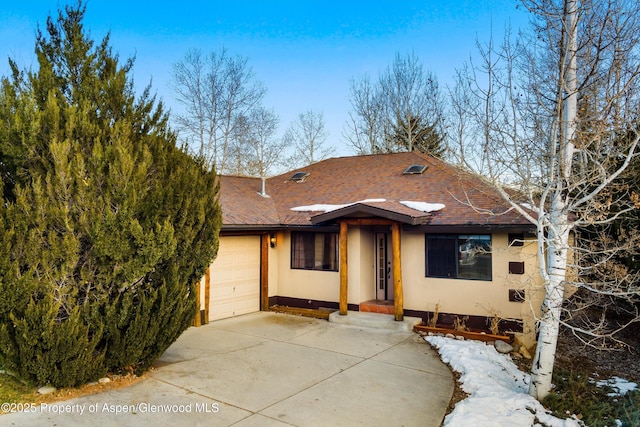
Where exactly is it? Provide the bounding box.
[0,1,530,156]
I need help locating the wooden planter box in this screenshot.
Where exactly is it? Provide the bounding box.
[269,305,335,320]
[414,324,512,343]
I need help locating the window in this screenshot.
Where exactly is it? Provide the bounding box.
[426,234,492,280]
[291,232,338,271]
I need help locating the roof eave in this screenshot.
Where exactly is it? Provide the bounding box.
[411,224,537,233]
[221,224,282,232]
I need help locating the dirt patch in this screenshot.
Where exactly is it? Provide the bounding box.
[33,373,145,405]
[555,326,640,383]
[444,370,469,417]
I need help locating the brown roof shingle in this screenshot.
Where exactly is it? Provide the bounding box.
[219,152,533,229]
[219,176,279,226]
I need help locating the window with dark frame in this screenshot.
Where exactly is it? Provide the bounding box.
[426,234,492,281]
[291,231,338,271]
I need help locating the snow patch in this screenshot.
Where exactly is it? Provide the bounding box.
[290,199,386,212]
[290,199,445,214]
[399,200,445,213]
[520,202,536,211]
[596,376,638,396]
[425,336,583,427]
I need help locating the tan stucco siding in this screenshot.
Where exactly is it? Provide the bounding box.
[275,232,341,302]
[267,228,543,346]
[402,232,541,317]
[357,230,375,303]
[273,228,375,304]
[268,232,280,298]
[274,230,543,314]
[402,231,542,346]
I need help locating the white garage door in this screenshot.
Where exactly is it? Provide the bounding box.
[209,235,261,321]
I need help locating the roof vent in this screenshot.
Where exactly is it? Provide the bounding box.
[402,164,427,175]
[288,171,310,182]
[257,177,269,197]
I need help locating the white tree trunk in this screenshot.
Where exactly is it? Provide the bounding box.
[529,198,571,399]
[529,0,578,400]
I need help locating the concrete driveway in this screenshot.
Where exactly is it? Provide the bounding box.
[1,312,453,426]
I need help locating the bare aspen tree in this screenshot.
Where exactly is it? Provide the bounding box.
[230,107,285,178]
[283,109,334,166]
[451,0,640,400]
[382,53,446,154]
[171,48,266,173]
[343,75,385,155]
[345,52,446,156]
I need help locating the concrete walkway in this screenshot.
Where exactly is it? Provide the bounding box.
[1,312,453,426]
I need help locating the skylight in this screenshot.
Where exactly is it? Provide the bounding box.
[402,164,427,175]
[288,172,310,182]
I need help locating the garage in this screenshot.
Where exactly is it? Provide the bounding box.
[208,235,262,321]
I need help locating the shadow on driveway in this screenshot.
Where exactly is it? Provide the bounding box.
[1,312,453,426]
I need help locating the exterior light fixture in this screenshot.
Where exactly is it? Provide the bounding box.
[270,233,277,248]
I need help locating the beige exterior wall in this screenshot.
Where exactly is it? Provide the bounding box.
[250,227,543,347]
[402,231,542,346]
[271,228,376,305]
[274,232,341,302]
[356,230,376,303]
[268,232,280,298]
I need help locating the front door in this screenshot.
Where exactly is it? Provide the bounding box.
[375,233,394,301]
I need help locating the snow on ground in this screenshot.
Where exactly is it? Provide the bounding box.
[425,336,583,427]
[596,376,638,397]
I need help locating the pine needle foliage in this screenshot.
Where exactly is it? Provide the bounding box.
[0,2,220,387]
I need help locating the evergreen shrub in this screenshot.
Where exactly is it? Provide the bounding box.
[0,2,220,387]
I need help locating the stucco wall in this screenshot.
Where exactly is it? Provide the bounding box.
[402,232,537,314]
[357,231,375,303]
[272,228,377,304]
[268,232,280,298]
[269,228,543,346]
[402,230,542,345]
[274,231,341,302]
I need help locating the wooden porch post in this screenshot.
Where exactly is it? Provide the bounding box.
[391,222,403,321]
[261,233,270,311]
[203,266,211,324]
[339,221,348,315]
[192,277,202,326]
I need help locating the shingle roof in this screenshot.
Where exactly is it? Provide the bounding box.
[218,176,279,226]
[219,152,534,229]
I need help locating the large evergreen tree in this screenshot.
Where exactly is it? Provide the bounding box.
[0,2,220,387]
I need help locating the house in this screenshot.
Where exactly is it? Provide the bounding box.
[196,151,544,346]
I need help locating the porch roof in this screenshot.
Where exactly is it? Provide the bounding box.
[308,201,433,225]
